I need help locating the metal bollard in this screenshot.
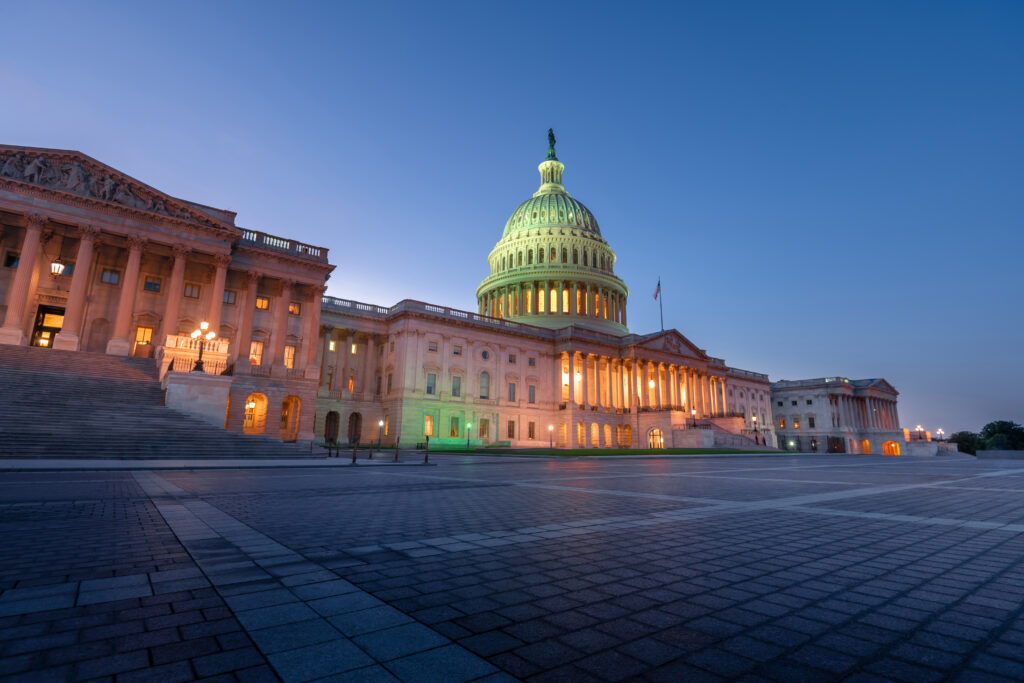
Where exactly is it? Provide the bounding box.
[424,436,429,464]
[351,442,357,464]
[394,437,400,462]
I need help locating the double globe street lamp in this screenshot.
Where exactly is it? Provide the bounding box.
[190,321,216,373]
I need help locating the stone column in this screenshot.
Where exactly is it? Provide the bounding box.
[566,351,575,404]
[318,325,333,387]
[606,357,614,409]
[720,378,728,416]
[343,331,354,394]
[302,285,325,378]
[640,361,649,409]
[270,279,293,376]
[0,213,46,346]
[158,245,190,345]
[206,253,230,336]
[234,271,259,365]
[361,335,375,395]
[582,354,590,408]
[106,235,146,356]
[53,225,99,351]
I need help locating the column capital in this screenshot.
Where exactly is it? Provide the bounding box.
[213,252,232,267]
[126,234,148,251]
[172,243,192,258]
[78,224,101,241]
[246,270,261,283]
[24,213,48,231]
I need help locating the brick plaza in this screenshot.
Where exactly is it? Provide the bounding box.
[2,453,1023,682]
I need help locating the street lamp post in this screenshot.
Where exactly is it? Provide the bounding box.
[691,409,697,429]
[751,415,759,445]
[936,428,945,440]
[914,424,924,441]
[466,422,472,450]
[190,321,216,373]
[377,419,384,454]
[548,424,553,449]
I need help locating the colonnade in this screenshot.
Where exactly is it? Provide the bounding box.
[559,352,730,418]
[481,280,626,327]
[832,394,900,431]
[318,328,383,396]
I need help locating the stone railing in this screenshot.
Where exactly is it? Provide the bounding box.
[157,335,230,379]
[240,229,328,263]
[728,367,770,382]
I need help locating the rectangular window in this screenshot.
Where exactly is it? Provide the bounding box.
[255,296,269,310]
[509,354,516,364]
[508,383,516,402]
[375,375,382,395]
[424,415,434,436]
[184,283,200,298]
[428,341,437,352]
[223,290,236,304]
[101,269,120,285]
[808,416,816,429]
[779,417,786,430]
[134,327,153,354]
[806,399,812,405]
[453,345,462,356]
[777,401,783,407]
[143,277,161,293]
[387,373,393,394]
[351,343,357,354]
[507,420,515,439]
[284,345,296,369]
[384,416,389,436]
[450,416,459,437]
[528,421,536,439]
[328,340,336,352]
[426,373,436,395]
[451,376,461,397]
[288,302,301,315]
[347,376,354,392]
[794,417,801,429]
[791,400,797,406]
[479,419,489,439]
[528,385,536,404]
[528,357,536,367]
[3,251,19,268]
[249,341,264,366]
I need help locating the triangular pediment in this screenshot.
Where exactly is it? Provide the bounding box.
[0,145,235,232]
[865,378,899,395]
[635,329,707,360]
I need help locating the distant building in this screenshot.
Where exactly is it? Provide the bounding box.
[770,377,902,455]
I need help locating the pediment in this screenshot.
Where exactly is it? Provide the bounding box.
[635,329,707,360]
[0,145,234,232]
[867,378,899,395]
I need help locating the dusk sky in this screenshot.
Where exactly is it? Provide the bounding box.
[3,1,1021,434]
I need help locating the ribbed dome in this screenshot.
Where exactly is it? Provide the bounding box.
[502,193,600,238]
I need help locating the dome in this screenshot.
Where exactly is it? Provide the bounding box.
[502,193,600,238]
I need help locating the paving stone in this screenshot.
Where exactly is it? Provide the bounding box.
[249,617,341,654]
[328,605,414,637]
[267,639,375,682]
[384,643,497,683]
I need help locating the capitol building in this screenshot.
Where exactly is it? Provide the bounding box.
[0,135,776,450]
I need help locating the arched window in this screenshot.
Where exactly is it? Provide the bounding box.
[502,256,506,271]
[479,371,490,399]
[648,428,664,449]
[583,251,588,266]
[538,248,544,264]
[561,248,567,263]
[528,249,533,265]
[517,252,522,266]
[550,247,556,262]
[573,248,578,264]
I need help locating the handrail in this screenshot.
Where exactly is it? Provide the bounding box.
[240,229,329,262]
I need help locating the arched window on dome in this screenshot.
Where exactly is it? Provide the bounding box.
[573,248,578,264]
[550,247,556,262]
[538,248,544,264]
[480,372,490,399]
[561,248,567,263]
[502,256,506,271]
[527,249,533,265]
[583,251,588,266]
[532,212,537,219]
[517,252,522,266]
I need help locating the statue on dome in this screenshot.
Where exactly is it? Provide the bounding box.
[546,128,557,161]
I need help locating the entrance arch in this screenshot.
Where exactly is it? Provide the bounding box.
[243,393,268,435]
[348,412,362,444]
[648,428,664,449]
[280,396,301,441]
[324,411,340,443]
[883,440,901,456]
[861,439,871,455]
[623,424,632,447]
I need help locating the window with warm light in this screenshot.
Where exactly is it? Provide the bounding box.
[384,416,389,436]
[288,302,301,316]
[424,415,434,436]
[449,416,459,437]
[255,296,270,310]
[779,417,786,429]
[184,283,200,298]
[528,421,536,439]
[328,340,336,352]
[794,417,801,429]
[351,343,357,354]
[283,345,296,369]
[347,376,354,392]
[249,340,264,366]
[479,419,489,439]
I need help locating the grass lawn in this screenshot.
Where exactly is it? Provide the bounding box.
[427,447,779,456]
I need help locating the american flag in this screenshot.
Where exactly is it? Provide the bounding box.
[653,279,661,300]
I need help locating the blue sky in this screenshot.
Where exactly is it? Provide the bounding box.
[3,1,1021,433]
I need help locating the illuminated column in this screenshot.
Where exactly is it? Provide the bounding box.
[720,378,728,416]
[668,365,677,408]
[582,353,590,408]
[566,351,575,405]
[206,253,230,337]
[640,361,649,409]
[343,331,354,393]
[53,224,99,351]
[0,213,46,346]
[106,235,146,356]
[235,271,259,365]
[606,357,614,409]
[270,279,293,376]
[158,245,190,345]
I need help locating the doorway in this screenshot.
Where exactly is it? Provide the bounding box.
[347,412,362,444]
[324,411,340,443]
[30,306,65,348]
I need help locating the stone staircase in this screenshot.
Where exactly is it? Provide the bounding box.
[0,345,311,458]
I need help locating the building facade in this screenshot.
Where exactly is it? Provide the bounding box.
[0,145,332,441]
[770,377,903,455]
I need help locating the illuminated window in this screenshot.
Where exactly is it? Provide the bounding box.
[284,345,296,369]
[452,376,461,397]
[562,289,569,313]
[249,341,264,366]
[479,419,489,438]
[528,422,536,439]
[424,415,434,436]
[453,345,462,356]
[794,417,801,429]
[508,382,516,402]
[288,302,301,315]
[184,284,200,298]
[143,277,161,292]
[347,376,354,392]
[384,416,389,436]
[3,251,19,268]
[528,385,536,403]
[328,340,336,352]
[779,417,786,430]
[549,289,557,313]
[507,420,515,439]
[449,416,459,437]
[134,326,153,354]
[480,372,490,399]
[256,296,270,310]
[223,290,236,304]
[101,269,120,285]
[426,373,436,395]
[428,341,437,352]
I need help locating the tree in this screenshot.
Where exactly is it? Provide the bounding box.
[949,431,981,455]
[980,421,1024,451]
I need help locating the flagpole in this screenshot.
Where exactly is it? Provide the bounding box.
[658,276,664,332]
